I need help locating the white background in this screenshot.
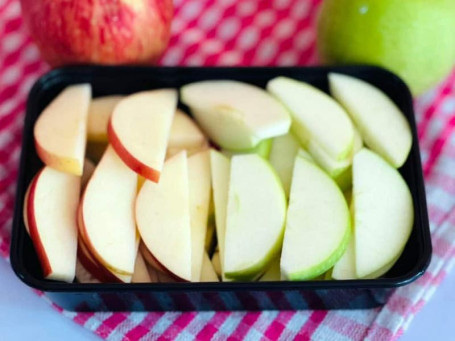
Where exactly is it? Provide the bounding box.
[0,257,453,340]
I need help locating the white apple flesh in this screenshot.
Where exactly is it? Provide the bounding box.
[224,154,287,280]
[108,89,177,182]
[209,150,231,281]
[80,146,138,276]
[87,95,123,142]
[181,80,291,150]
[200,252,219,282]
[329,73,412,168]
[166,109,208,159]
[188,150,212,282]
[281,156,351,280]
[268,133,301,197]
[34,84,91,175]
[353,149,414,278]
[27,167,80,282]
[267,76,354,161]
[136,151,192,282]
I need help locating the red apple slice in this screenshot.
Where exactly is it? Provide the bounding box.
[108,89,177,182]
[188,150,211,282]
[27,167,80,282]
[77,236,123,283]
[75,259,101,284]
[136,151,192,282]
[23,183,31,236]
[34,84,91,175]
[80,146,138,276]
[87,96,124,142]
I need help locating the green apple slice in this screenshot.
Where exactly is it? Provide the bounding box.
[181,80,291,150]
[224,154,286,280]
[259,257,281,281]
[222,138,273,159]
[267,76,354,161]
[268,133,301,197]
[281,155,351,280]
[353,149,413,278]
[209,150,230,280]
[329,73,412,168]
[188,150,211,282]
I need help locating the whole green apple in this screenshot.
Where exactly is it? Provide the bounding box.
[317,0,455,95]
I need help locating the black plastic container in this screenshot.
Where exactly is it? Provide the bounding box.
[10,66,431,311]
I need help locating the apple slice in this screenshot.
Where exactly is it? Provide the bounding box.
[329,73,412,168]
[267,76,354,161]
[211,250,221,278]
[77,236,124,283]
[224,154,287,280]
[108,89,177,182]
[132,251,153,283]
[80,146,138,276]
[75,259,101,284]
[26,167,80,282]
[34,84,91,175]
[188,150,212,282]
[331,234,356,280]
[181,80,291,150]
[281,155,351,280]
[87,95,123,142]
[353,149,413,278]
[200,251,219,282]
[166,109,208,158]
[136,151,192,282]
[259,257,281,281]
[268,133,301,197]
[209,150,231,280]
[222,138,273,159]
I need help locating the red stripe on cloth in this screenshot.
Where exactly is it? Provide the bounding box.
[423,115,455,176]
[195,312,230,340]
[418,70,455,141]
[0,100,25,130]
[386,295,414,316]
[124,313,161,341]
[156,312,197,341]
[95,313,129,339]
[3,16,21,34]
[263,312,294,340]
[73,312,96,327]
[297,310,328,339]
[226,312,261,341]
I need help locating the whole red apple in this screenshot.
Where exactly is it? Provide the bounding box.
[20,0,173,66]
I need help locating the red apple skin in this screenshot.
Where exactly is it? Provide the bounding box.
[20,0,173,66]
[107,119,161,182]
[139,242,187,282]
[77,199,133,279]
[77,237,123,283]
[23,183,31,236]
[26,169,53,278]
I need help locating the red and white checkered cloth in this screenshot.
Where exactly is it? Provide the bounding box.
[1,0,455,339]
